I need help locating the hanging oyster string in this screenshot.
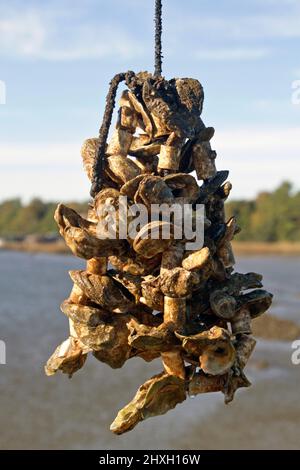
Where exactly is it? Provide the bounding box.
[45,0,273,435]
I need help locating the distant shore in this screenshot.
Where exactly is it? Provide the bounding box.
[233,241,300,256]
[0,240,69,254]
[1,240,300,256]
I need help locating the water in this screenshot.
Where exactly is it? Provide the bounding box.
[0,251,299,449]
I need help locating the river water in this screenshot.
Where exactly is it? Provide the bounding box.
[0,251,299,449]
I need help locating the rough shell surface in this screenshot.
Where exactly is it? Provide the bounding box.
[110,372,186,435]
[47,71,273,435]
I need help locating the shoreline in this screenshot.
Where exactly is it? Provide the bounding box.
[1,240,300,256]
[232,241,300,256]
[0,241,69,254]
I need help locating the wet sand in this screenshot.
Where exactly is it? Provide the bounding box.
[1,341,297,450]
[253,314,300,341]
[0,251,299,449]
[170,341,300,450]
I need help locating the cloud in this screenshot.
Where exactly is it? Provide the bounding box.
[0,11,45,57]
[0,142,81,165]
[0,127,299,201]
[0,7,145,61]
[0,166,90,203]
[252,98,292,111]
[1,1,299,63]
[169,10,300,40]
[214,126,300,154]
[38,31,144,61]
[194,47,269,61]
[0,141,90,202]
[256,0,299,5]
[212,127,300,198]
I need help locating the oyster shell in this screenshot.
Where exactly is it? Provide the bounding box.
[192,140,217,181]
[109,251,162,276]
[176,326,236,375]
[141,275,164,311]
[134,175,174,208]
[55,203,126,259]
[128,319,177,352]
[209,290,237,320]
[81,137,99,181]
[160,267,199,298]
[69,270,134,313]
[106,155,141,185]
[133,221,174,258]
[45,337,87,377]
[120,174,147,200]
[110,372,186,435]
[163,173,200,203]
[237,289,273,318]
[161,350,185,379]
[182,247,211,271]
[106,129,133,157]
[163,296,186,332]
[235,334,256,369]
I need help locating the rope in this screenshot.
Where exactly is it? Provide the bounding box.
[154,0,163,76]
[90,71,135,198]
[90,0,164,197]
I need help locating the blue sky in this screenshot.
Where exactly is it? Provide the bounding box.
[0,0,299,201]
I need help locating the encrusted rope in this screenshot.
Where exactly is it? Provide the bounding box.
[90,71,135,197]
[91,0,164,197]
[154,0,163,77]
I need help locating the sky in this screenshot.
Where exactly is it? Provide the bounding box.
[0,0,299,202]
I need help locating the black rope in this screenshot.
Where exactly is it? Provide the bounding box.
[154,0,163,76]
[90,71,135,198]
[90,1,164,197]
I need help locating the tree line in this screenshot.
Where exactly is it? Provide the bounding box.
[0,199,87,238]
[0,182,299,241]
[226,182,300,241]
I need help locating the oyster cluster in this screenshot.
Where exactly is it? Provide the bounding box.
[45,72,273,434]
